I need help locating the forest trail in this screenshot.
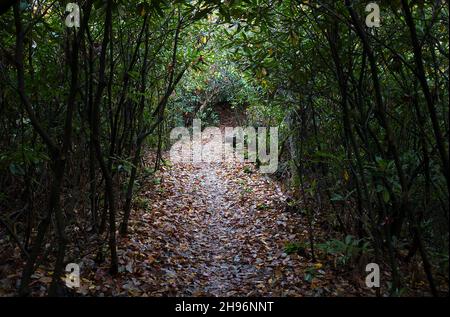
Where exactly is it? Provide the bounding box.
[0,1,446,299]
[115,147,369,296]
[120,107,313,296]
[0,108,369,297]
[84,108,368,297]
[123,155,308,296]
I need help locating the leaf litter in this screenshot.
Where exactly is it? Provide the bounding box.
[80,156,371,297]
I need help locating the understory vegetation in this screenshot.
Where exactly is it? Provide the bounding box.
[0,0,448,296]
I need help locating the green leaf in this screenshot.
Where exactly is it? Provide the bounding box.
[383,190,390,203]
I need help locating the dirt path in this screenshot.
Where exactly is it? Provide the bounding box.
[94,148,365,297]
[169,162,290,296]
[124,158,307,296]
[0,149,403,297]
[58,107,368,297]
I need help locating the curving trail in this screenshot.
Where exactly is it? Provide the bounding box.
[70,107,368,297]
[111,152,364,297]
[127,158,308,296]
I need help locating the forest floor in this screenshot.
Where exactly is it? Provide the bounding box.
[0,105,379,297]
[102,155,371,297]
[0,147,438,297]
[0,106,373,297]
[1,106,439,297]
[65,106,373,297]
[0,155,371,297]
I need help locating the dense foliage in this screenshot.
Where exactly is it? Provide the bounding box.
[0,0,448,296]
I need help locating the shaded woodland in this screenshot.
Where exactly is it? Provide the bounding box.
[0,0,448,296]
